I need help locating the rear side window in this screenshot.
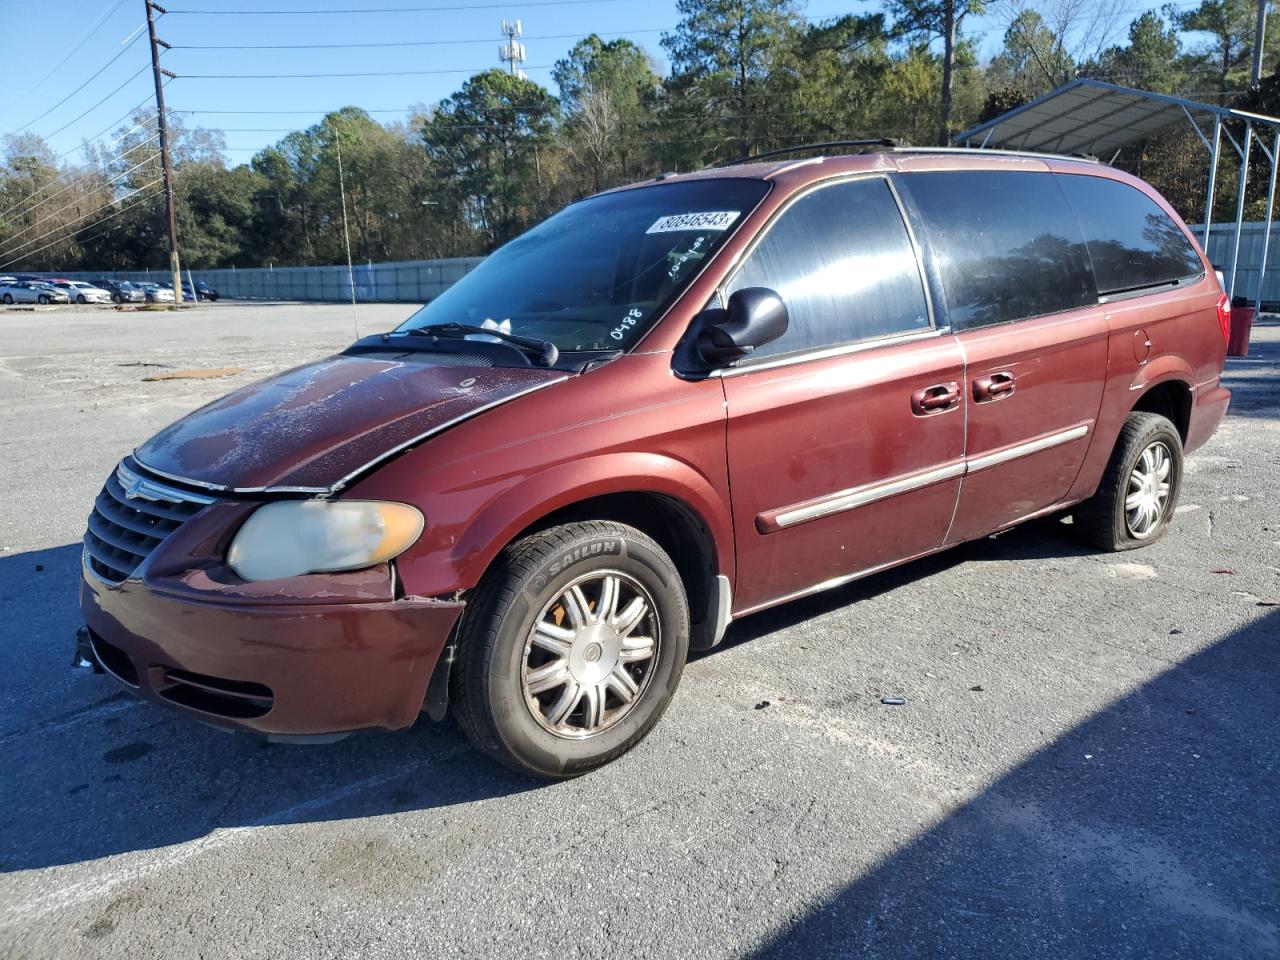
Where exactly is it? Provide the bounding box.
[901,171,1095,330]
[1056,174,1204,295]
[725,177,931,359]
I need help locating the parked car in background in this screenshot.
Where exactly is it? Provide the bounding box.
[186,280,219,301]
[2,280,68,304]
[88,279,146,304]
[160,282,195,302]
[75,147,1230,779]
[51,280,112,304]
[136,282,175,303]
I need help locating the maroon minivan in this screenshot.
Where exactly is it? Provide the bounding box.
[77,147,1231,777]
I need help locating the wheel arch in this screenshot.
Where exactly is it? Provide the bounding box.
[1130,377,1193,444]
[419,471,732,723]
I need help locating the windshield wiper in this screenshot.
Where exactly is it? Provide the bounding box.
[399,323,559,367]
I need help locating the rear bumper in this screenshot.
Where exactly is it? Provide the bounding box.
[1186,378,1231,453]
[80,560,464,736]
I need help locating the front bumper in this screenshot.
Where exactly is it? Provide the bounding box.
[80,560,464,736]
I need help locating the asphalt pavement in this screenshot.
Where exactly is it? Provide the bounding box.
[1,302,1276,959]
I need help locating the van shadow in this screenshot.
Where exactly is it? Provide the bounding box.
[709,515,1088,653]
[746,607,1280,959]
[0,544,537,875]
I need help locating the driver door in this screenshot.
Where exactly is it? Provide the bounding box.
[719,176,966,614]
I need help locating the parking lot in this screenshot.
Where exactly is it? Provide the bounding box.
[1,301,1276,959]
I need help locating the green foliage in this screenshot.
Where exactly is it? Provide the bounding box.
[2,0,1278,271]
[422,70,559,249]
[1083,12,1185,93]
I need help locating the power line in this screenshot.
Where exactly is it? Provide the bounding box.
[6,28,148,137]
[31,0,132,88]
[181,64,555,79]
[0,150,161,255]
[0,177,164,268]
[172,27,663,50]
[168,0,624,13]
[57,94,161,161]
[43,62,156,142]
[0,135,159,224]
[0,182,164,271]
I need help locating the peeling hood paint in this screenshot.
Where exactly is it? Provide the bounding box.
[134,354,567,492]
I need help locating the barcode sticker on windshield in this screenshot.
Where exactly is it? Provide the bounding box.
[646,211,740,234]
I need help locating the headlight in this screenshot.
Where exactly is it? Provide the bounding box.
[227,500,424,582]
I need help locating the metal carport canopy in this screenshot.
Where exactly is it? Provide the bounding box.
[957,78,1280,308]
[956,78,1277,158]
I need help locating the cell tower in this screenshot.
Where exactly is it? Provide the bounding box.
[499,19,527,79]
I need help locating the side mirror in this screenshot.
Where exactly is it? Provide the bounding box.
[695,287,789,365]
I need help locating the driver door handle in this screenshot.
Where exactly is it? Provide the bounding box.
[973,371,1016,402]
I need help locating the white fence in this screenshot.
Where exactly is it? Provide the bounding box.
[1193,223,1279,304]
[66,257,484,304]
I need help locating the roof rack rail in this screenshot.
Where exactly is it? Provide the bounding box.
[711,139,901,168]
[891,145,1100,163]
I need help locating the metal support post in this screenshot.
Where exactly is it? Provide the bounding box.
[1229,123,1255,300]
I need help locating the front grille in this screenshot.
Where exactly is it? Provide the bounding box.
[84,460,216,583]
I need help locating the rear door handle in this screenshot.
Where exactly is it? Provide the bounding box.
[973,371,1015,402]
[911,381,961,415]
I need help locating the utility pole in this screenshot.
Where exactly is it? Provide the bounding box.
[1253,0,1268,85]
[335,136,359,339]
[144,0,183,306]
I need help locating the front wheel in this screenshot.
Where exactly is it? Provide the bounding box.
[2,294,11,305]
[452,520,689,779]
[1075,411,1183,550]
[77,295,86,304]
[37,294,49,304]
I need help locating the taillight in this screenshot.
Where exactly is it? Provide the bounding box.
[1216,292,1231,345]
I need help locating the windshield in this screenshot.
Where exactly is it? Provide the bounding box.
[397,178,770,353]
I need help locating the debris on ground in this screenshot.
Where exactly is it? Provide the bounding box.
[754,700,770,710]
[141,366,243,382]
[880,697,906,706]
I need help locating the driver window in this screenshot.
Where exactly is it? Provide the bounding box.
[725,178,931,360]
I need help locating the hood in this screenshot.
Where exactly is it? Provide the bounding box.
[134,353,567,493]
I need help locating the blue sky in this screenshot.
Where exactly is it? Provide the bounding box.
[1,0,1173,166]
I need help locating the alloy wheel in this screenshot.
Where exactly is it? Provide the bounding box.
[521,570,659,739]
[1125,440,1172,539]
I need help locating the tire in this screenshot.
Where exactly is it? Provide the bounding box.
[37,294,48,304]
[1075,411,1183,551]
[111,293,122,303]
[77,295,86,304]
[452,520,690,779]
[2,294,11,305]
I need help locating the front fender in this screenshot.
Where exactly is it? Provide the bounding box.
[388,452,734,598]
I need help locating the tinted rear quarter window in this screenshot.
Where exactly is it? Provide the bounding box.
[1055,174,1204,295]
[900,170,1095,330]
[725,177,931,359]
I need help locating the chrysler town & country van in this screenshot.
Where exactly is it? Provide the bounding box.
[77,147,1231,777]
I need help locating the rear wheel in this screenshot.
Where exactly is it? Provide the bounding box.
[452,520,689,779]
[37,294,49,304]
[1075,411,1183,551]
[77,295,86,304]
[111,293,122,304]
[2,294,11,305]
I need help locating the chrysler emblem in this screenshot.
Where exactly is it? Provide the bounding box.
[123,477,146,500]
